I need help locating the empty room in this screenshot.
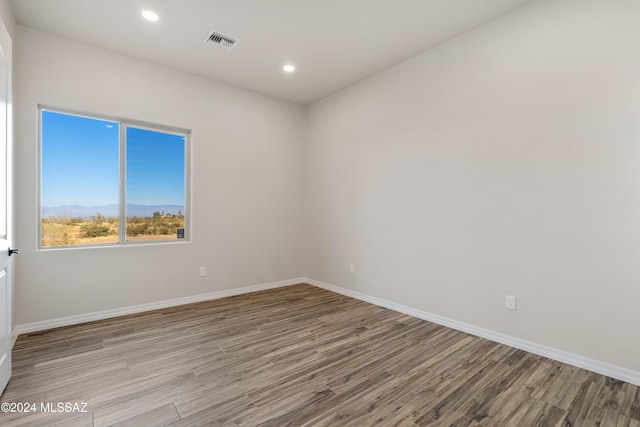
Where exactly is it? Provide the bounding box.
[0,0,638,426]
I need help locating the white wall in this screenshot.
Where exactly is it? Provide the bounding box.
[0,0,14,38]
[14,26,305,325]
[305,0,640,373]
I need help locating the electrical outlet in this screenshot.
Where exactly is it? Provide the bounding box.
[200,267,207,277]
[349,264,355,274]
[505,295,517,311]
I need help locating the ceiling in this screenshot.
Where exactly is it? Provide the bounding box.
[10,0,534,105]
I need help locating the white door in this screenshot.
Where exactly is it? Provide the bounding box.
[0,30,12,395]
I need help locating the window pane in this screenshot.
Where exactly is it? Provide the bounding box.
[41,111,120,247]
[125,127,186,241]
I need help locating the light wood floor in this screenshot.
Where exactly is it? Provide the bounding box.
[1,284,638,426]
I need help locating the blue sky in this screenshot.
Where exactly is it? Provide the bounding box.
[41,110,185,209]
[126,127,185,206]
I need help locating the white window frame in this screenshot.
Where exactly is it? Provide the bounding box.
[38,106,192,249]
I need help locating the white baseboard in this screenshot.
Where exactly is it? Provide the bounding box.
[12,277,305,341]
[12,276,639,387]
[304,277,640,387]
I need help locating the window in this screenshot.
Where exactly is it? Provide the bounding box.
[40,108,190,248]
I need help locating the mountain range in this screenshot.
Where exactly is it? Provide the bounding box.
[42,204,184,218]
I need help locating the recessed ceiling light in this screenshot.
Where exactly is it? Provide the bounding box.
[142,10,159,22]
[283,64,295,73]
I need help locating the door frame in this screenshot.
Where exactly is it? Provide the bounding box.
[0,12,13,396]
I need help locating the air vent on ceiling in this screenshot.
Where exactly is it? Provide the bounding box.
[203,31,238,51]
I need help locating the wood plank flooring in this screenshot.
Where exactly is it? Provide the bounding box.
[1,284,638,426]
